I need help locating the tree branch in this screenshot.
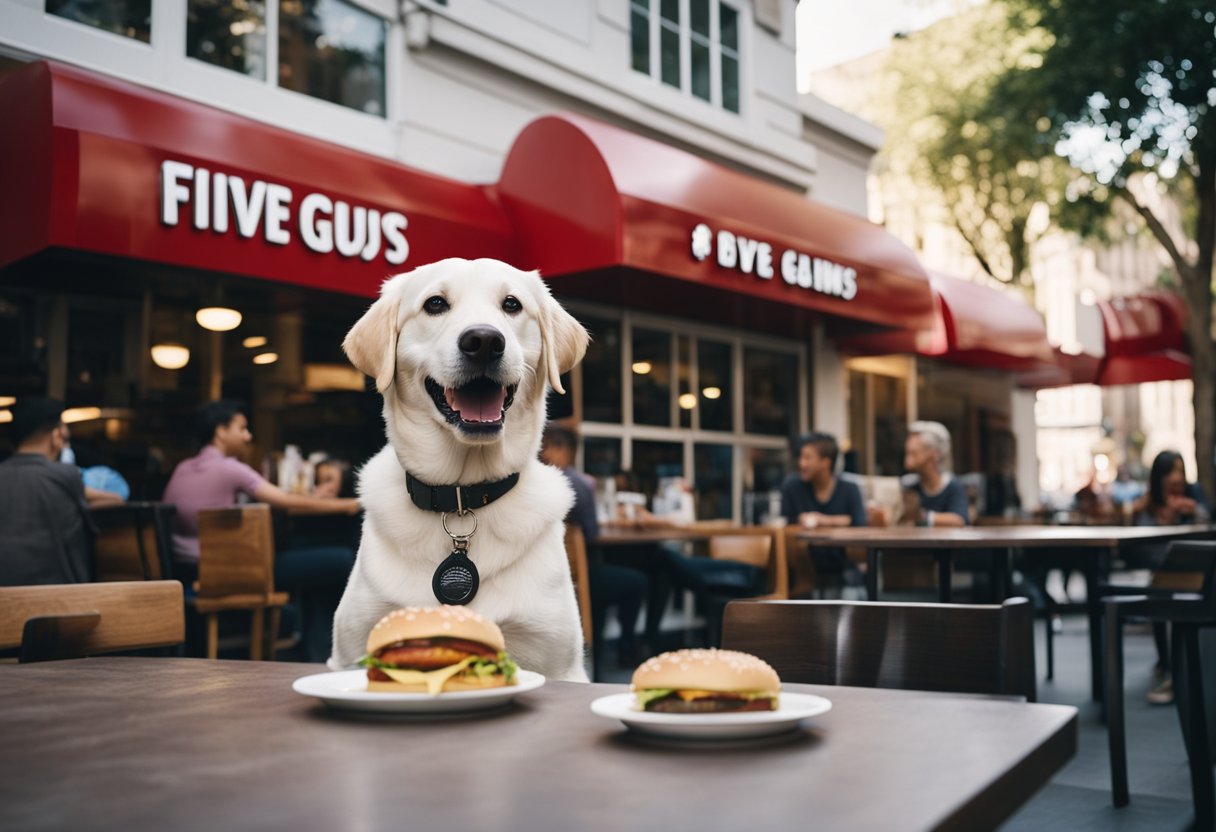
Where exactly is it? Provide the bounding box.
[1114,186,1195,274]
[949,203,1004,282]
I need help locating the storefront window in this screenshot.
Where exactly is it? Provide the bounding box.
[694,442,732,520]
[629,0,740,113]
[677,334,693,429]
[697,338,732,432]
[187,0,267,79]
[47,0,151,43]
[583,436,621,478]
[278,0,386,116]
[580,316,621,424]
[742,445,788,524]
[743,347,797,436]
[632,327,671,427]
[632,439,683,509]
[629,1,649,74]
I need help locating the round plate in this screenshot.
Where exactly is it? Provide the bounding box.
[292,669,545,714]
[589,692,831,740]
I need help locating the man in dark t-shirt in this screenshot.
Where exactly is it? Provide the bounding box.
[902,421,969,526]
[781,432,867,577]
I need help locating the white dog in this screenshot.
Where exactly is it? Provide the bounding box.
[329,258,590,682]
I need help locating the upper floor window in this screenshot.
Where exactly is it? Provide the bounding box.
[48,0,151,43]
[185,0,386,117]
[630,0,740,113]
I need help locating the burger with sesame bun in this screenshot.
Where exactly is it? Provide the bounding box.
[631,648,781,713]
[358,606,518,694]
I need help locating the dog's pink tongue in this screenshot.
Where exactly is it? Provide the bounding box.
[448,385,507,422]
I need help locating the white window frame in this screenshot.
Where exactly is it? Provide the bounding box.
[632,0,741,114]
[564,301,808,523]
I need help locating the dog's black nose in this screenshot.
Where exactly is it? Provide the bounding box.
[458,325,506,365]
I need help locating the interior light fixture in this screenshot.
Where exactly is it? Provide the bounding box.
[252,352,279,365]
[195,306,242,332]
[678,393,698,410]
[0,396,14,407]
[63,407,102,424]
[0,410,11,424]
[631,361,653,375]
[701,386,722,400]
[150,343,191,370]
[242,335,268,349]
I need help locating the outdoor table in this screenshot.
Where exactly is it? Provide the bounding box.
[797,524,1215,699]
[0,658,1076,832]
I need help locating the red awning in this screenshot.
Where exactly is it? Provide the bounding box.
[1094,292,1191,385]
[495,113,935,332]
[0,61,514,297]
[1017,347,1102,388]
[837,271,1052,371]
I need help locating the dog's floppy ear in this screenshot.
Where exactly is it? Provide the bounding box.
[343,289,401,394]
[537,278,589,395]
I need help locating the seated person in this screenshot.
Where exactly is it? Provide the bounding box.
[162,401,361,662]
[541,425,647,667]
[902,421,969,526]
[0,397,123,585]
[1133,450,1211,526]
[781,432,867,587]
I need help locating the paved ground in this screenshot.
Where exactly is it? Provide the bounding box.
[595,611,1201,831]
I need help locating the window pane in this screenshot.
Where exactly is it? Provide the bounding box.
[660,25,680,89]
[694,443,732,520]
[580,316,621,423]
[632,328,671,426]
[630,6,649,74]
[660,0,679,23]
[583,436,621,478]
[697,339,732,432]
[48,0,151,42]
[677,334,692,429]
[743,347,797,436]
[690,40,710,101]
[719,3,738,51]
[188,0,267,79]
[721,54,740,113]
[632,439,684,508]
[278,0,386,116]
[690,0,710,36]
[743,446,789,524]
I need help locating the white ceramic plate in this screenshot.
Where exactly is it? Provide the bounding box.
[589,692,832,740]
[292,669,545,714]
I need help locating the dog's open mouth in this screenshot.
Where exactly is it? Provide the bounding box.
[425,376,517,433]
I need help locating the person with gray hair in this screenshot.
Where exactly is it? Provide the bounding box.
[902,420,969,526]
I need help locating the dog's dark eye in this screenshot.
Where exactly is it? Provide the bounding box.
[423,296,449,315]
[502,295,523,314]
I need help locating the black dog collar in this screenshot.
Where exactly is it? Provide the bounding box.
[405,471,520,513]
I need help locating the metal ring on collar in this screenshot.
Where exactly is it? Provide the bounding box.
[441,508,478,539]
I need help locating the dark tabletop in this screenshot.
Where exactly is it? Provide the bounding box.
[797,523,1214,549]
[0,658,1076,832]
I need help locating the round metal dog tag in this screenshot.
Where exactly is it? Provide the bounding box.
[432,549,479,605]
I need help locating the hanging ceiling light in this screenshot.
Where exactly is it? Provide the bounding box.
[252,352,279,365]
[62,407,102,424]
[0,396,14,407]
[242,335,268,349]
[631,361,652,375]
[195,306,242,332]
[0,410,11,424]
[150,343,191,370]
[701,386,722,400]
[678,393,698,410]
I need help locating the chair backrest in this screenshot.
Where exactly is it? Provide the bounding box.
[708,535,772,568]
[0,580,185,661]
[563,524,593,646]
[197,504,277,598]
[91,502,176,581]
[722,597,1036,701]
[1149,540,1216,600]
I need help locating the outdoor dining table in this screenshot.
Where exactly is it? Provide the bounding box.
[797,524,1215,699]
[0,657,1076,832]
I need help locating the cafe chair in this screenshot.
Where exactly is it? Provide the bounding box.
[0,580,185,663]
[722,597,1036,700]
[563,524,594,664]
[1103,540,1216,827]
[91,502,176,582]
[192,504,289,661]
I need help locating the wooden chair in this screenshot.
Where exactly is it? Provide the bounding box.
[722,597,1036,700]
[91,502,176,582]
[192,505,289,661]
[1103,540,1216,827]
[563,523,594,651]
[0,581,184,663]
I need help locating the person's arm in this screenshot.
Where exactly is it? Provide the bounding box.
[930,481,969,526]
[84,486,124,508]
[252,481,360,515]
[850,483,869,528]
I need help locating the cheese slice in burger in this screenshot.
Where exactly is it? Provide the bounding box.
[631,648,780,712]
[358,606,518,694]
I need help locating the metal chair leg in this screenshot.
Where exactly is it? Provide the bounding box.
[1175,625,1215,829]
[205,613,218,660]
[1045,607,1055,681]
[1106,601,1129,807]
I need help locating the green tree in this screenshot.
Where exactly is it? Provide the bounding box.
[995,0,1216,499]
